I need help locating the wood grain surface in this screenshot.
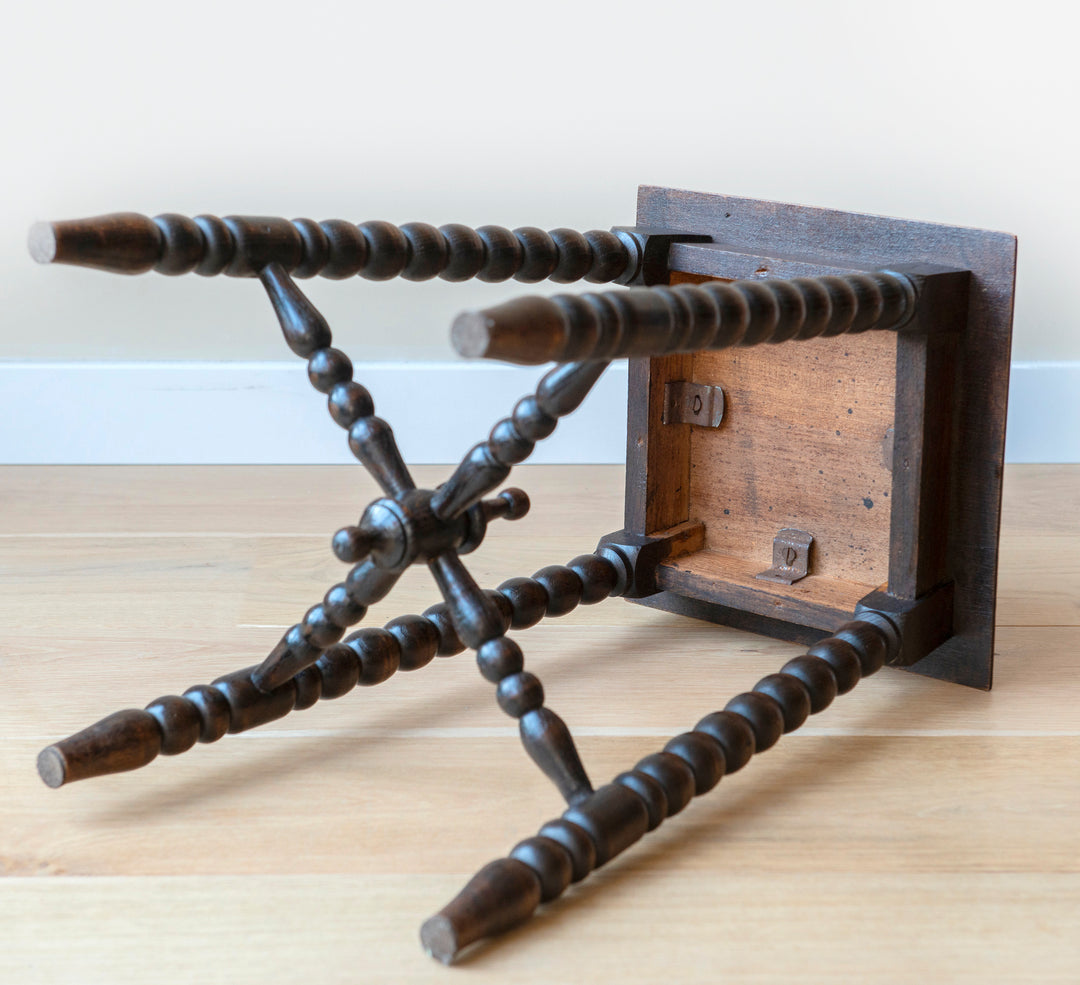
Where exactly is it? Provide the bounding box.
[1,464,1077,984]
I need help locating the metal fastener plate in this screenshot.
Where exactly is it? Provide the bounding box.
[663,382,725,428]
[755,528,813,585]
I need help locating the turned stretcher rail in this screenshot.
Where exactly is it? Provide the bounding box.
[28,212,639,284]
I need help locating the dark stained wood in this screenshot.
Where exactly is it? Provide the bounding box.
[596,520,705,598]
[35,545,623,789]
[431,360,609,521]
[30,212,637,285]
[663,732,726,794]
[624,354,694,534]
[31,189,1017,962]
[448,272,916,366]
[519,708,594,805]
[634,186,1017,689]
[562,783,650,865]
[420,859,542,965]
[780,654,839,713]
[888,327,961,598]
[423,615,893,961]
[36,710,162,787]
[752,673,811,733]
[221,217,304,277]
[692,711,755,773]
[632,590,831,646]
[28,212,162,274]
[855,582,955,669]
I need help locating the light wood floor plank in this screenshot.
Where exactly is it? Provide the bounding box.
[1,464,1077,981]
[3,735,1077,878]
[5,626,1079,738]
[1,874,1077,985]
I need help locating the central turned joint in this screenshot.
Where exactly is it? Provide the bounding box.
[360,490,467,570]
[357,487,530,572]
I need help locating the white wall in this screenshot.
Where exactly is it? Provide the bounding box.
[1,0,1076,463]
[2,0,1075,363]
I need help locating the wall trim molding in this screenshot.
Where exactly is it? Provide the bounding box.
[1,360,1075,464]
[0,361,629,465]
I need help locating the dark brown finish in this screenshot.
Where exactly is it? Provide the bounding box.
[28,212,163,274]
[608,226,713,286]
[633,752,696,816]
[854,582,954,669]
[596,521,705,598]
[692,711,755,773]
[662,732,725,794]
[449,270,918,366]
[37,544,628,788]
[624,352,694,535]
[508,838,573,902]
[423,615,892,962]
[779,655,839,713]
[430,360,610,521]
[420,859,542,964]
[30,188,1016,963]
[518,708,594,806]
[30,212,638,285]
[887,321,961,598]
[562,783,650,864]
[629,186,1016,690]
[37,710,162,788]
[35,250,621,795]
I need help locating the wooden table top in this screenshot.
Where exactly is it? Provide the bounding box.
[1,464,1077,984]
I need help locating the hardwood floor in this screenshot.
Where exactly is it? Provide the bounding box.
[1,465,1077,983]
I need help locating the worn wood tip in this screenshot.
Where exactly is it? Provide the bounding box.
[36,746,67,788]
[420,915,459,964]
[28,222,58,264]
[451,310,494,359]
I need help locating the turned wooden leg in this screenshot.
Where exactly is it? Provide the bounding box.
[31,213,637,285]
[35,608,456,789]
[37,548,626,788]
[34,230,622,797]
[450,272,918,366]
[420,615,895,963]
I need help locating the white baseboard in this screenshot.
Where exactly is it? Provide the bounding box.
[0,361,629,465]
[0,360,1075,464]
[1002,362,1080,464]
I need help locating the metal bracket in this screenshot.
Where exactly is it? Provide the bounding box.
[663,382,725,428]
[755,529,813,585]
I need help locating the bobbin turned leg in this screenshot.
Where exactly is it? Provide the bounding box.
[35,593,482,789]
[36,545,620,787]
[450,271,920,366]
[30,212,641,286]
[421,615,897,963]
